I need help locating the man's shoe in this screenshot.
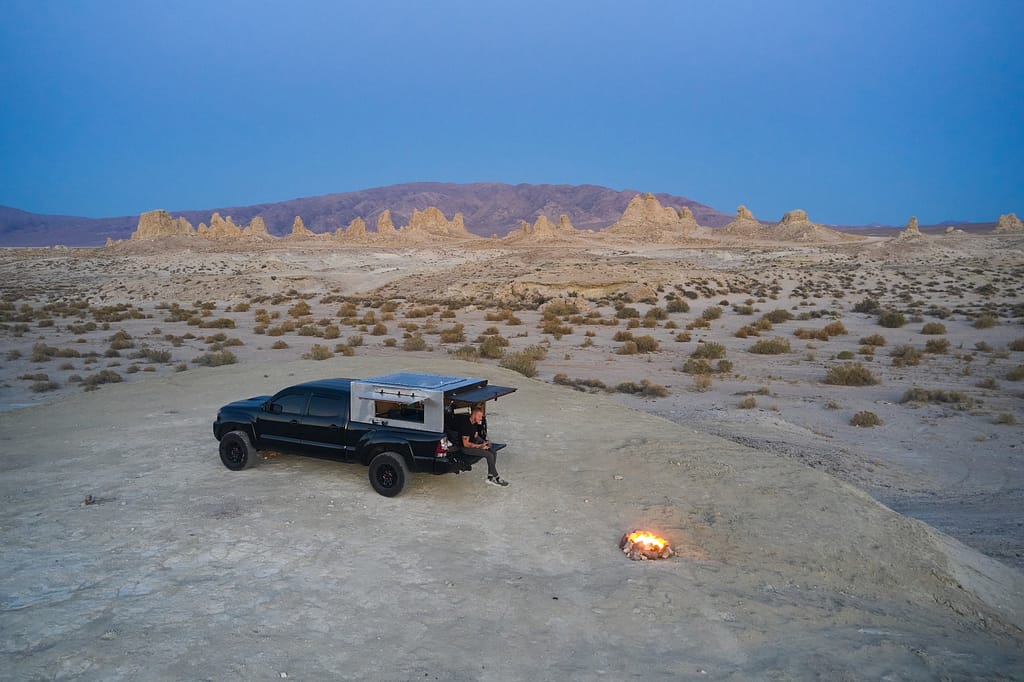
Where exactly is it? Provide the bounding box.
[487,475,509,487]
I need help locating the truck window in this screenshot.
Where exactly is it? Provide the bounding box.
[273,392,308,415]
[308,394,344,419]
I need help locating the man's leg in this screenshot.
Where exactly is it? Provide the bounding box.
[479,448,499,477]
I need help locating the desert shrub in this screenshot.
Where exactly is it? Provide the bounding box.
[1004,337,1024,352]
[666,299,690,313]
[126,364,140,374]
[691,373,713,392]
[31,380,60,392]
[859,333,886,347]
[973,314,999,329]
[346,335,363,347]
[614,379,669,397]
[690,341,725,360]
[824,363,879,386]
[371,322,388,336]
[288,301,312,318]
[821,321,846,337]
[108,330,133,350]
[763,309,793,323]
[322,325,341,340]
[680,358,712,375]
[449,345,480,361]
[616,307,640,319]
[18,372,50,381]
[877,309,906,328]
[543,300,580,316]
[717,359,733,373]
[835,350,855,360]
[553,374,607,392]
[890,344,923,367]
[271,340,289,349]
[921,322,947,335]
[994,413,1018,425]
[81,369,123,391]
[383,338,397,347]
[303,344,334,361]
[617,341,638,355]
[633,335,660,353]
[794,327,829,341]
[479,335,509,359]
[613,330,634,342]
[645,306,667,320]
[924,338,950,354]
[333,344,355,356]
[975,377,998,389]
[439,324,466,343]
[192,350,237,367]
[853,298,881,314]
[749,337,791,355]
[403,335,428,351]
[674,332,692,342]
[540,319,573,339]
[850,411,882,427]
[701,306,723,320]
[6,349,22,360]
[737,397,757,409]
[900,388,973,409]
[1006,365,1024,381]
[520,344,549,361]
[199,317,235,329]
[499,351,537,377]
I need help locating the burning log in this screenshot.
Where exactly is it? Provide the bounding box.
[620,530,674,561]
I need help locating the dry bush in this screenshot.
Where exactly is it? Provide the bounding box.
[288,301,311,318]
[859,333,886,347]
[616,306,640,319]
[540,318,573,339]
[975,377,998,389]
[822,321,847,336]
[890,344,923,367]
[303,345,333,360]
[32,380,60,392]
[334,344,355,356]
[691,374,713,392]
[439,324,466,343]
[824,363,879,386]
[1007,365,1024,381]
[403,335,427,351]
[449,345,480,361]
[479,335,509,359]
[749,337,791,355]
[762,309,793,323]
[543,300,580,316]
[973,314,999,329]
[553,374,607,392]
[877,309,906,328]
[500,351,538,377]
[921,322,947,335]
[702,306,723,320]
[794,327,829,341]
[666,299,690,313]
[108,330,134,350]
[690,341,726,360]
[634,335,660,353]
[924,338,950,354]
[680,358,711,375]
[81,369,123,391]
[850,411,883,427]
[737,396,757,409]
[994,413,1018,425]
[618,341,638,355]
[614,379,669,397]
[1007,338,1024,352]
[271,340,289,349]
[900,388,973,409]
[193,350,237,367]
[613,330,634,342]
[853,298,881,314]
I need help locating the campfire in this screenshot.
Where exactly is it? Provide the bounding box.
[620,530,674,561]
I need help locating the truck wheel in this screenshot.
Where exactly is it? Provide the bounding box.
[219,430,258,471]
[368,451,409,497]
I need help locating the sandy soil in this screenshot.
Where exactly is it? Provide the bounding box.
[1,237,1023,677]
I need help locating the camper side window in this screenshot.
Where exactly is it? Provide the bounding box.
[374,400,425,424]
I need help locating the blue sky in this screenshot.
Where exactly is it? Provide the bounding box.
[1,0,1021,225]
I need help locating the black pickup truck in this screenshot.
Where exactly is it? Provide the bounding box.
[213,372,516,496]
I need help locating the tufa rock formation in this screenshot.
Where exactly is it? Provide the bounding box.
[767,209,861,243]
[717,206,765,239]
[198,212,244,239]
[376,210,398,239]
[337,217,370,242]
[603,193,712,243]
[130,210,195,240]
[399,207,474,241]
[241,216,273,240]
[288,215,319,239]
[504,214,581,243]
[898,216,922,239]
[994,213,1024,234]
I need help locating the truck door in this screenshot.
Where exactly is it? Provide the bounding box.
[300,392,349,459]
[257,388,309,450]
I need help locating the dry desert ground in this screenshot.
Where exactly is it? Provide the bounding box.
[1,235,1023,679]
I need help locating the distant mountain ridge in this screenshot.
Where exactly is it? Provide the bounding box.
[0,182,998,246]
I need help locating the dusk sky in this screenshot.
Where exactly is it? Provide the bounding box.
[1,0,1021,225]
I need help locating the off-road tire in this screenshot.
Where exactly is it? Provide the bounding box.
[368,451,409,497]
[219,430,259,471]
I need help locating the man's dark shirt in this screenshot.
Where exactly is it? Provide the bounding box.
[458,418,484,446]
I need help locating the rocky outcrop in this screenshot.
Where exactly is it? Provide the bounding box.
[898,216,922,239]
[767,209,862,243]
[994,213,1024,234]
[287,215,319,239]
[603,193,712,243]
[376,210,398,239]
[130,210,195,241]
[716,206,766,239]
[504,213,581,243]
[336,217,372,242]
[241,216,273,240]
[198,212,244,239]
[399,207,474,241]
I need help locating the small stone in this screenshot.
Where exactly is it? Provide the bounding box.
[613,475,624,480]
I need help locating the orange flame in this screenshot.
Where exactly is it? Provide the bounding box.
[626,531,667,551]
